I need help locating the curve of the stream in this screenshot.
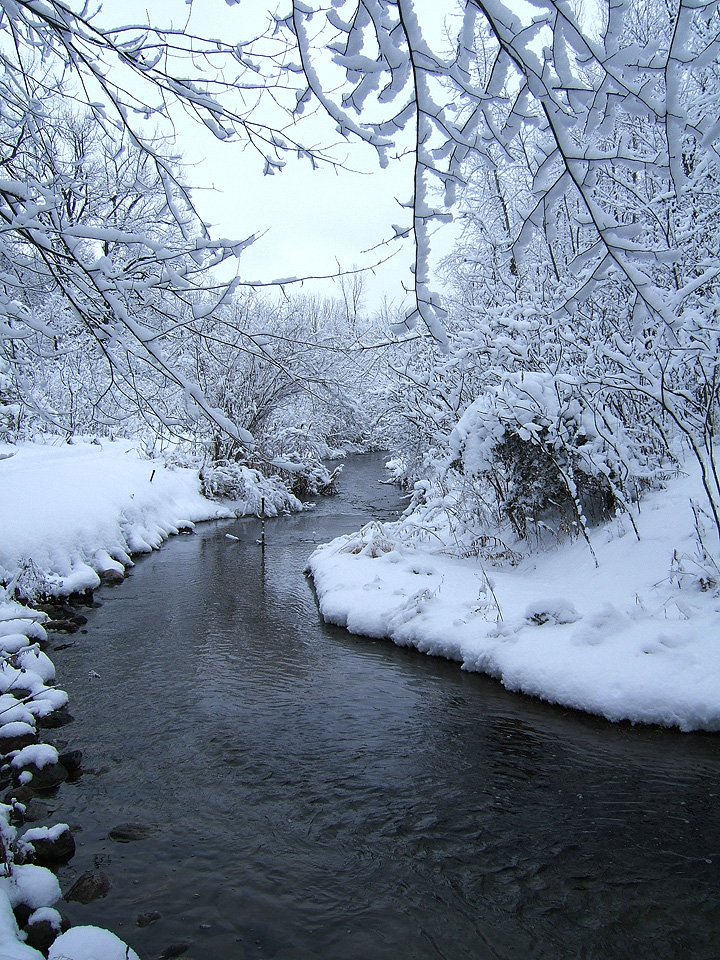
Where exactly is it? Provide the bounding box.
[45,453,719,959]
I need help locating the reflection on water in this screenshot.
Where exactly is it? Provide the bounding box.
[47,454,719,959]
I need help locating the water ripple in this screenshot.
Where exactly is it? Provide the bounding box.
[52,454,720,960]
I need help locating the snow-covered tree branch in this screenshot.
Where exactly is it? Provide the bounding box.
[2,0,720,545]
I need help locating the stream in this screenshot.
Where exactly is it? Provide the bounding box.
[45,453,719,959]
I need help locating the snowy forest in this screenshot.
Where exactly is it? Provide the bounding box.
[0,0,719,956]
[2,0,720,559]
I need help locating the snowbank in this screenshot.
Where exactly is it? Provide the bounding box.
[308,460,720,732]
[0,438,233,597]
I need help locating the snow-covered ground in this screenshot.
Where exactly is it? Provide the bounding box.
[0,438,235,598]
[309,459,720,732]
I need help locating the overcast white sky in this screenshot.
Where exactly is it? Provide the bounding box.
[118,0,460,312]
[179,108,417,309]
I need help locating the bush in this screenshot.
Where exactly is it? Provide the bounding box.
[199,461,303,516]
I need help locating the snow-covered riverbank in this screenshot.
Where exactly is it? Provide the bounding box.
[0,439,235,599]
[309,458,720,732]
[0,439,236,959]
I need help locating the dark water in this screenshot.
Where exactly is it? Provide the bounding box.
[44,454,719,959]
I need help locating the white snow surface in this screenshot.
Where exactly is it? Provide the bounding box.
[309,459,720,732]
[48,927,140,960]
[27,907,62,931]
[0,864,61,911]
[0,804,73,960]
[0,438,233,596]
[10,744,58,771]
[0,892,43,959]
[0,722,35,740]
[0,437,235,959]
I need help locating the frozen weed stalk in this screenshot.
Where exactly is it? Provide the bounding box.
[0,804,16,879]
[347,521,396,558]
[474,572,503,623]
[668,501,720,592]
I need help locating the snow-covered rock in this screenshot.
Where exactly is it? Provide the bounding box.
[48,926,139,960]
[0,863,61,911]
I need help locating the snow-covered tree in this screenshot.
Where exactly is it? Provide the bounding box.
[275,0,719,545]
[2,0,719,542]
[180,289,389,461]
[0,1,335,450]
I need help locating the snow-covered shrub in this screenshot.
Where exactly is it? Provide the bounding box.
[379,332,465,491]
[338,521,397,558]
[448,373,639,542]
[284,462,341,498]
[668,500,720,594]
[200,461,303,516]
[0,360,22,444]
[382,473,523,563]
[256,424,343,495]
[6,561,52,605]
[381,360,671,561]
[383,457,410,487]
[187,289,392,468]
[525,598,580,626]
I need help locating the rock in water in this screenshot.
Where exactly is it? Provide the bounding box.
[24,825,76,865]
[160,943,193,959]
[136,910,161,927]
[58,749,83,778]
[15,761,69,792]
[99,569,125,585]
[65,872,111,903]
[108,822,152,842]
